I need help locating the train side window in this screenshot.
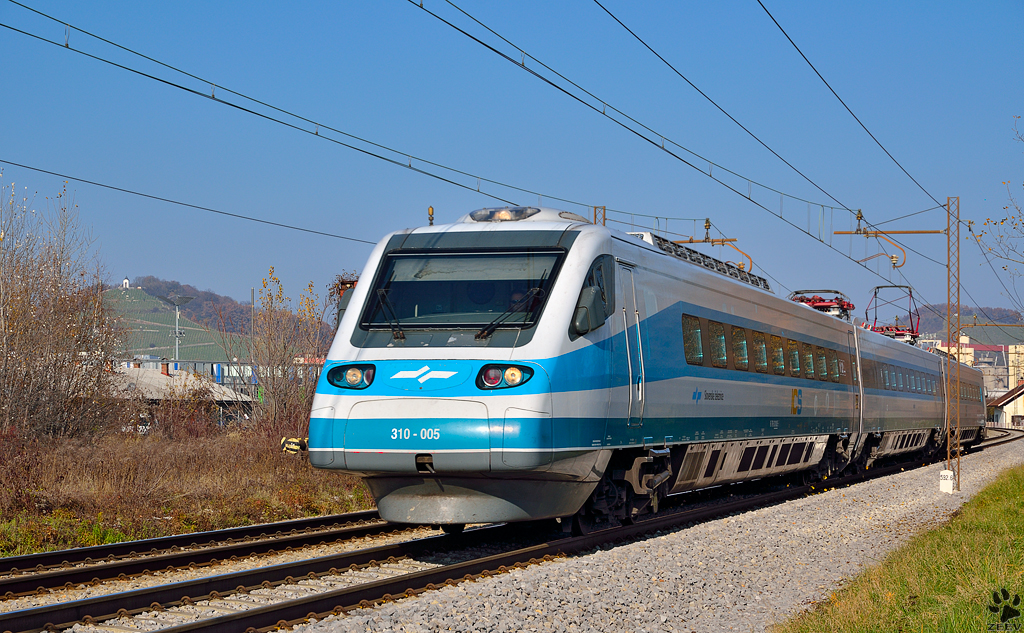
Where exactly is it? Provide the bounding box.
[882,366,890,390]
[752,331,768,373]
[770,335,785,375]
[897,369,904,391]
[682,315,704,365]
[570,255,615,338]
[709,321,728,368]
[860,359,873,388]
[916,374,922,393]
[732,327,749,371]
[815,347,827,381]
[827,349,839,383]
[787,340,801,377]
[851,357,858,384]
[801,343,815,380]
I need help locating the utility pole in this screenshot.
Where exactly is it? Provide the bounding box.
[158,295,194,363]
[834,203,962,491]
[947,197,961,491]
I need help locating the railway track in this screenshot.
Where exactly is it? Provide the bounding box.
[3,428,1019,633]
[0,511,405,598]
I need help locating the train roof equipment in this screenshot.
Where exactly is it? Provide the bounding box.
[787,290,855,322]
[864,285,921,345]
[627,231,772,292]
[460,207,774,292]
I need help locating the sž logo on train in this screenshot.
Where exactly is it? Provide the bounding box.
[791,388,802,415]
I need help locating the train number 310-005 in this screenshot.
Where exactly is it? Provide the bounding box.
[390,428,441,440]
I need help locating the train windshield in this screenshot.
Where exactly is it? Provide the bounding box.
[361,249,563,330]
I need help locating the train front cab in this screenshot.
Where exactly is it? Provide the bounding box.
[308,212,617,524]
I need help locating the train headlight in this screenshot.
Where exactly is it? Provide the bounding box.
[504,367,523,386]
[477,364,534,389]
[326,364,375,389]
[482,367,503,387]
[345,367,363,386]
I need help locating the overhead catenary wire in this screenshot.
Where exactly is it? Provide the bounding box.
[410,0,934,295]
[756,1,1024,324]
[1,0,715,230]
[0,158,377,244]
[5,0,971,305]
[591,0,853,214]
[755,0,943,210]
[435,0,861,223]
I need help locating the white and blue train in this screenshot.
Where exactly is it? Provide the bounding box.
[308,206,985,532]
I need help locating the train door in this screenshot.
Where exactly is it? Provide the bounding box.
[848,329,865,460]
[618,263,646,428]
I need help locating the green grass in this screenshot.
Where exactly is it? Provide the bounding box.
[772,464,1024,633]
[0,433,374,556]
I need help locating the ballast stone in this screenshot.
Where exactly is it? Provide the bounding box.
[293,441,1024,633]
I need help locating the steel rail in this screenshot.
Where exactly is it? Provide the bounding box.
[3,430,1017,633]
[0,523,516,633]
[158,448,1024,633]
[0,514,394,597]
[1,510,379,574]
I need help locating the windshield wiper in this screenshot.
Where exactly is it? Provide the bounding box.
[475,286,545,340]
[375,289,406,340]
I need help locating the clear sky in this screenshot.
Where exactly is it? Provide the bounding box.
[3,1,1022,324]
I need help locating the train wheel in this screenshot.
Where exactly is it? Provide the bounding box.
[571,513,598,536]
[441,524,465,535]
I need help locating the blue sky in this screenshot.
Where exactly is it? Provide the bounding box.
[2,1,1022,323]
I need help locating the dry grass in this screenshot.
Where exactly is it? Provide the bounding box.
[0,431,373,555]
[771,464,1024,633]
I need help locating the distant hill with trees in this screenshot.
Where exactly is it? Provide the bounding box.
[133,276,252,334]
[910,304,1024,344]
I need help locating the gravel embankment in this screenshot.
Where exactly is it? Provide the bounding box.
[294,441,1024,633]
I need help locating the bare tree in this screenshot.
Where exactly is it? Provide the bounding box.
[248,268,332,437]
[0,178,124,437]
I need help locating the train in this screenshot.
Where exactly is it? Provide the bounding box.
[307,206,985,533]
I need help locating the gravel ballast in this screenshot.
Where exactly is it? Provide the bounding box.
[294,441,1024,633]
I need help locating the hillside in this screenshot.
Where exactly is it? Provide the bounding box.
[910,303,1024,344]
[133,276,252,335]
[104,287,244,361]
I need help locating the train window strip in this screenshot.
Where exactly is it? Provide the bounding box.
[827,349,840,383]
[770,335,786,376]
[709,321,728,368]
[802,343,815,380]
[787,340,801,377]
[752,331,768,374]
[731,326,749,371]
[815,347,827,381]
[682,315,704,366]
